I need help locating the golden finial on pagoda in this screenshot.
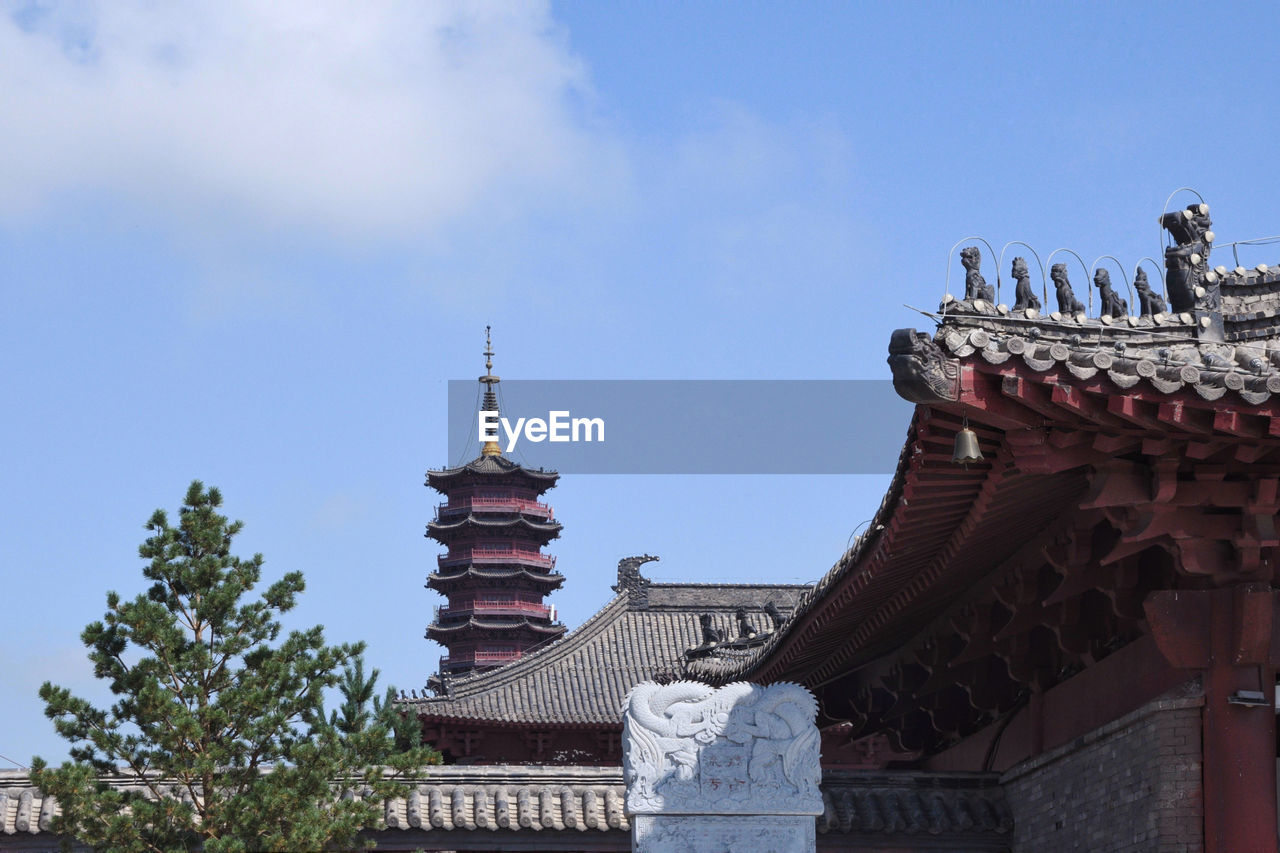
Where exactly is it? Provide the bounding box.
[480,325,502,456]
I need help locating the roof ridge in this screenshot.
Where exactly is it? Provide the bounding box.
[424,581,812,700]
[648,582,810,590]
[426,455,559,478]
[418,594,632,700]
[0,766,1013,839]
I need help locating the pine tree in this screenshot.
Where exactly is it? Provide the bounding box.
[330,657,379,735]
[30,481,439,852]
[324,656,442,768]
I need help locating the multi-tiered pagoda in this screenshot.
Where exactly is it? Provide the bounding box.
[424,331,566,677]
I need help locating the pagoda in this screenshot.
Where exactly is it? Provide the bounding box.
[424,329,566,677]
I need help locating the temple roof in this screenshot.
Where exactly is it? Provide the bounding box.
[689,207,1280,706]
[406,561,804,726]
[922,299,1280,406]
[0,767,1012,845]
[906,212,1280,405]
[685,419,982,689]
[426,455,559,494]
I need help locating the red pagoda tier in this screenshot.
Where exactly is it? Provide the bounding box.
[425,331,566,677]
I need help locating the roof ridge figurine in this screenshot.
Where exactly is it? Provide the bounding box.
[1094,268,1128,319]
[1134,268,1167,318]
[1051,263,1086,317]
[1011,256,1040,314]
[961,246,995,303]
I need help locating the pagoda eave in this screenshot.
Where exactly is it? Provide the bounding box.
[427,568,565,590]
[428,514,562,532]
[426,518,563,544]
[426,457,559,495]
[427,617,566,635]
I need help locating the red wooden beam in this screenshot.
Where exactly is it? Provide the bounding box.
[1080,462,1148,509]
[1185,441,1229,460]
[1108,394,1167,432]
[1236,444,1276,464]
[1213,409,1267,439]
[999,374,1068,424]
[1049,383,1129,430]
[1157,400,1214,435]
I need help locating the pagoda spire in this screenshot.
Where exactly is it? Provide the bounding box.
[480,325,501,457]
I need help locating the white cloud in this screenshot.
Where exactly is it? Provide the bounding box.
[0,1,622,239]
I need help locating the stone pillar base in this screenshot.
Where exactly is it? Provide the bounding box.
[634,814,815,853]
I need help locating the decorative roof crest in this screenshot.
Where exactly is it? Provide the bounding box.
[613,554,658,605]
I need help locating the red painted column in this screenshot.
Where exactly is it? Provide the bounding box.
[1202,588,1276,853]
[1146,585,1278,853]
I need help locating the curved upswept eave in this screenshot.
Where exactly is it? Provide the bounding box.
[427,514,563,539]
[426,455,559,494]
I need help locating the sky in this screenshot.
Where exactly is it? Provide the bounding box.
[5,0,1280,767]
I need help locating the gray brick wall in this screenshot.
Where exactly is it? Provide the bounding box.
[1001,694,1204,853]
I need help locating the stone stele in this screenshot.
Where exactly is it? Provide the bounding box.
[622,681,822,853]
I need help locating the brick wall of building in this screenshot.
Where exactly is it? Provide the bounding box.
[1001,690,1204,853]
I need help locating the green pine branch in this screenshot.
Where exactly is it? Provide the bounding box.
[31,481,440,852]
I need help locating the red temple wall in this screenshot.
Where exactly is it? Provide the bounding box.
[423,724,621,766]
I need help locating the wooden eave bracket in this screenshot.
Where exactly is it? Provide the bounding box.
[1144,584,1280,669]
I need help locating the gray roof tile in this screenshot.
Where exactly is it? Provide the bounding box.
[0,767,1011,839]
[407,580,806,725]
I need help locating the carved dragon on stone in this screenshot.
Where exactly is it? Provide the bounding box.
[623,681,714,808]
[888,328,960,404]
[623,681,822,815]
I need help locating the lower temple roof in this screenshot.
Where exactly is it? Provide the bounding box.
[0,766,1011,843]
[405,556,805,726]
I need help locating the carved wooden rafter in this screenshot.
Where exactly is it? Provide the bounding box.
[806,350,1280,750]
[1084,459,1280,585]
[851,330,1280,778]
[830,499,1163,749]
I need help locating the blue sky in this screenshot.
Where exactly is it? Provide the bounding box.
[5,0,1280,766]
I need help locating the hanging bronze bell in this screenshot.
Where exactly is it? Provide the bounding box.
[952,424,983,465]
